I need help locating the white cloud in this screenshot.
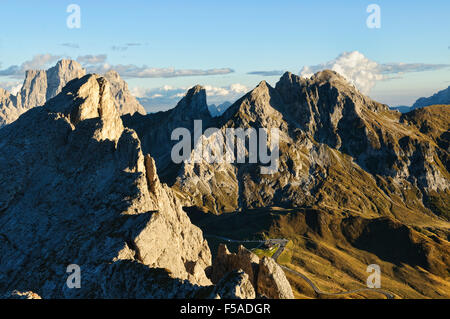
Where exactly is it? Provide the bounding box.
[247,70,285,76]
[0,54,62,77]
[379,62,450,74]
[78,55,234,78]
[0,81,22,95]
[1,54,234,80]
[86,64,235,78]
[205,84,249,101]
[111,46,128,52]
[60,43,80,49]
[204,85,230,96]
[76,54,108,64]
[229,83,249,94]
[300,51,383,94]
[111,43,144,51]
[300,51,450,94]
[133,83,249,113]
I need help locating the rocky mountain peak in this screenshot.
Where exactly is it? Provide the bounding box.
[171,85,211,121]
[44,74,124,141]
[275,69,388,125]
[247,80,283,115]
[171,68,448,221]
[181,85,207,107]
[45,59,86,100]
[310,69,348,85]
[0,59,87,128]
[122,84,214,179]
[0,73,261,297]
[20,69,48,108]
[0,89,22,127]
[0,88,11,99]
[54,58,84,70]
[104,69,120,80]
[208,101,232,117]
[103,69,147,116]
[190,84,205,94]
[0,60,148,129]
[256,80,269,89]
[412,86,450,109]
[217,78,285,132]
[276,70,355,99]
[277,71,299,85]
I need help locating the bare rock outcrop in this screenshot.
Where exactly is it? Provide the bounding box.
[19,59,87,110]
[210,244,294,299]
[122,84,212,182]
[45,59,87,102]
[0,74,225,297]
[209,270,256,299]
[257,257,294,299]
[0,88,24,127]
[211,244,259,285]
[0,59,86,127]
[3,291,42,299]
[103,70,146,116]
[0,60,146,128]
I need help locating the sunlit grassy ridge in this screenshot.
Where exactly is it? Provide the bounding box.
[188,206,450,299]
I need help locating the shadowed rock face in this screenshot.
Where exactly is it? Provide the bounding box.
[122,85,212,180]
[0,74,249,298]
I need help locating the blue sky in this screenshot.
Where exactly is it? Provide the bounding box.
[0,0,449,109]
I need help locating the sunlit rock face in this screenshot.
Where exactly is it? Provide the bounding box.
[0,59,146,129]
[0,59,86,128]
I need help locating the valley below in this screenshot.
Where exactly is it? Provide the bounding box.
[188,206,449,299]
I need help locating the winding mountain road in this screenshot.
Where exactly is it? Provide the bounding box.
[205,234,395,299]
[278,264,394,299]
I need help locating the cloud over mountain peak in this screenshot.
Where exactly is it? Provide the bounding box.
[300,51,450,94]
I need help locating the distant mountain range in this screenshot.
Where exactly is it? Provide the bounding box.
[412,86,450,109]
[138,98,233,116]
[0,61,449,299]
[0,60,145,128]
[390,105,411,113]
[124,70,450,298]
[391,86,450,113]
[137,96,176,113]
[208,101,232,117]
[0,59,85,127]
